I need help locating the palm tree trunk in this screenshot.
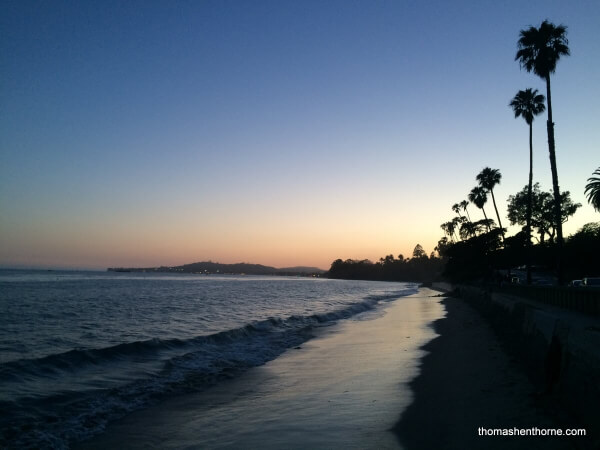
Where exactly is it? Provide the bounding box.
[526,122,533,284]
[453,212,466,241]
[545,74,564,284]
[464,208,474,237]
[490,189,505,242]
[481,207,491,232]
[456,221,464,241]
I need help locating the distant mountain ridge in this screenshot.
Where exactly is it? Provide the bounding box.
[107,261,325,276]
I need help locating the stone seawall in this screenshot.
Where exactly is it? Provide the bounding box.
[458,285,600,446]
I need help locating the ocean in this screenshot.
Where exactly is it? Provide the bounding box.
[0,270,425,448]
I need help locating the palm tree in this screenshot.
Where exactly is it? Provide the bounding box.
[440,222,449,242]
[476,167,504,239]
[459,221,475,240]
[468,186,491,232]
[510,88,546,284]
[452,216,466,241]
[459,200,472,223]
[516,20,569,282]
[452,203,463,219]
[585,167,600,212]
[447,220,459,242]
[458,199,475,238]
[441,221,456,243]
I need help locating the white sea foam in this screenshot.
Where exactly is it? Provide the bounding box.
[0,271,418,448]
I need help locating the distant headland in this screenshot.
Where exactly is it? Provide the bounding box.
[107,261,325,277]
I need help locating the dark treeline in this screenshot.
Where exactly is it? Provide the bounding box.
[439,222,600,283]
[437,20,600,286]
[326,221,600,285]
[329,20,600,287]
[327,245,445,283]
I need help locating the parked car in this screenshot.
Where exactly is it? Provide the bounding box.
[583,277,600,287]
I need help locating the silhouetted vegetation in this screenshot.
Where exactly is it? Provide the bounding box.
[327,245,444,283]
[329,20,593,288]
[507,183,581,244]
[563,223,600,281]
[468,186,491,232]
[437,169,593,284]
[477,167,505,241]
[440,230,503,282]
[436,20,594,286]
[510,88,545,283]
[516,20,570,282]
[586,167,600,211]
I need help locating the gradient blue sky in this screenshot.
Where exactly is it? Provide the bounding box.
[1,0,599,270]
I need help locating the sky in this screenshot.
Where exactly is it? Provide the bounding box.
[1,0,599,270]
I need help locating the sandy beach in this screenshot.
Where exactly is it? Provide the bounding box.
[78,288,590,449]
[395,294,588,450]
[78,288,443,449]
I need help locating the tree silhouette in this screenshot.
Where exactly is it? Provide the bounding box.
[585,167,600,212]
[475,219,496,234]
[450,205,467,240]
[412,244,427,259]
[516,19,570,282]
[476,167,505,240]
[460,200,472,223]
[510,88,546,283]
[507,183,581,244]
[468,186,491,232]
[564,223,600,281]
[452,216,466,240]
[452,203,464,220]
[459,221,476,240]
[441,221,458,243]
[459,200,474,238]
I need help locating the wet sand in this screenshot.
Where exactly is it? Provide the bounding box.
[79,289,584,449]
[78,288,444,449]
[395,295,582,450]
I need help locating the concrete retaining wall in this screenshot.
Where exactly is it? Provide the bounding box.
[458,285,600,446]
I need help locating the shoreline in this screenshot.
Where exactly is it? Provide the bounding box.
[78,288,444,449]
[394,294,587,449]
[76,287,592,449]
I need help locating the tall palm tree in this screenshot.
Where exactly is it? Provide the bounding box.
[451,204,467,240]
[516,20,569,282]
[456,200,474,238]
[468,186,491,232]
[452,203,463,219]
[476,168,504,239]
[585,167,600,212]
[440,222,449,242]
[510,88,546,284]
[459,200,472,223]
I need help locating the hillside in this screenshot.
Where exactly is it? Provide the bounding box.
[108,262,325,276]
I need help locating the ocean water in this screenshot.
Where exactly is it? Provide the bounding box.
[0,270,419,449]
